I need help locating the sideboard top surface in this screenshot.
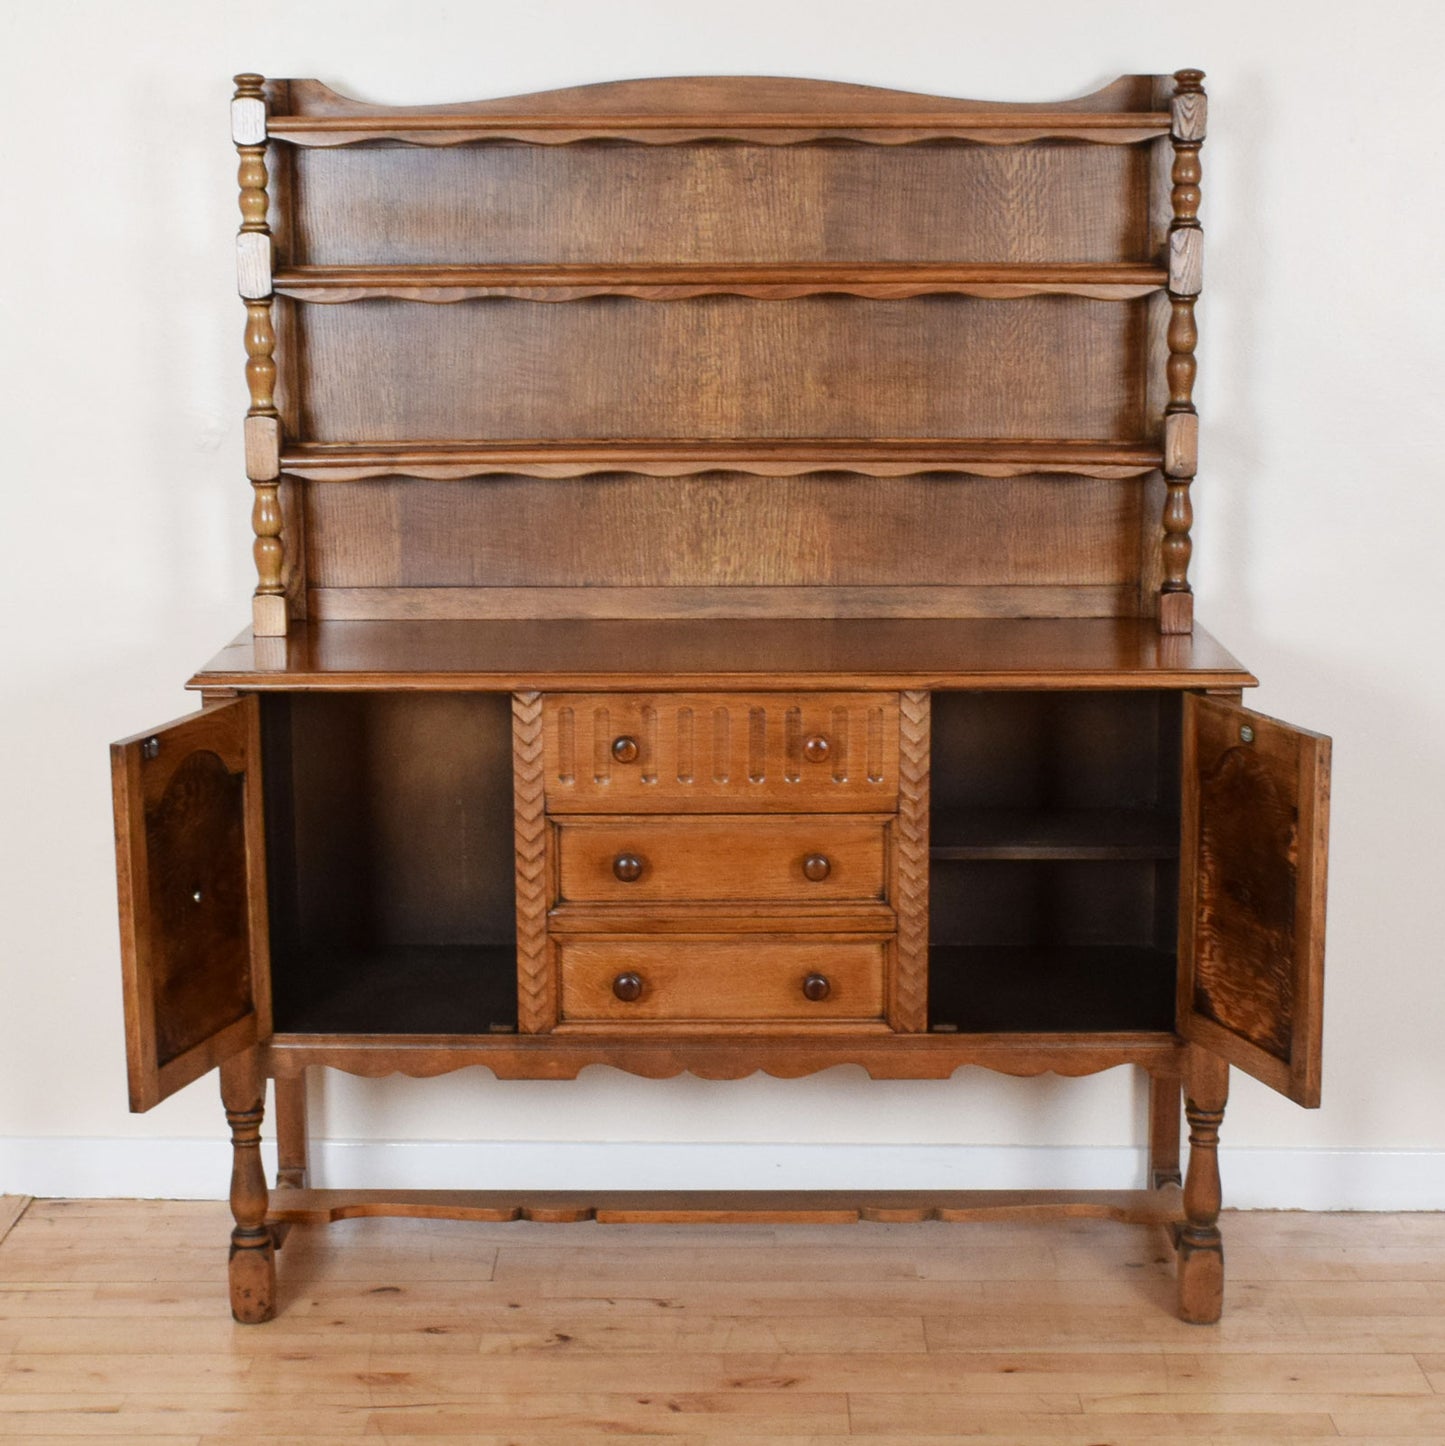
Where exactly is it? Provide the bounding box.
[190,617,1254,693]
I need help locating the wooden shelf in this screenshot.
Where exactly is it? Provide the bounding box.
[273,945,518,1035]
[280,439,1164,481]
[931,808,1180,861]
[266,111,1170,148]
[928,945,1177,1033]
[272,263,1168,303]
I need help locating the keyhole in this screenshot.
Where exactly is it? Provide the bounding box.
[191,887,204,905]
[1239,724,1255,744]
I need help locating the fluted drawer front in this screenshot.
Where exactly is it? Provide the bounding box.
[556,815,887,903]
[542,692,900,813]
[558,938,887,1023]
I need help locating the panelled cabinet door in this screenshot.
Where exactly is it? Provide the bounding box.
[1178,694,1331,1107]
[111,696,271,1112]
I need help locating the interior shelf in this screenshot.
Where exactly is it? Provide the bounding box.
[280,438,1164,481]
[931,808,1180,861]
[928,946,1176,1033]
[272,262,1168,304]
[273,946,518,1035]
[266,111,1171,148]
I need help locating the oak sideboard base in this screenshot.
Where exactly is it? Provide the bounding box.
[112,74,1329,1330]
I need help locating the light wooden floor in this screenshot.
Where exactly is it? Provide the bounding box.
[1,1198,1444,1442]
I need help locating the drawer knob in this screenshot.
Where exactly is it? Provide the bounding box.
[802,853,832,882]
[802,973,831,1002]
[803,734,830,762]
[612,972,644,1002]
[612,853,644,883]
[611,734,640,764]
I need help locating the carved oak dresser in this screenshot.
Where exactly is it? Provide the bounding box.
[110,70,1331,1323]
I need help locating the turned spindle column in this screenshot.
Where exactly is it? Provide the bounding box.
[233,73,287,638]
[1177,1046,1228,1323]
[221,1051,276,1323]
[1160,68,1206,635]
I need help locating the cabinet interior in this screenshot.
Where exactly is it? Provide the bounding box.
[261,693,519,1034]
[256,687,1185,1038]
[928,690,1181,1032]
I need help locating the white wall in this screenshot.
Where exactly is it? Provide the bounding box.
[3,0,1443,1207]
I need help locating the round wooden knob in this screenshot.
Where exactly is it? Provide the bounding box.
[803,734,830,763]
[611,735,640,764]
[802,853,831,882]
[612,972,643,1002]
[612,853,644,882]
[802,973,831,1002]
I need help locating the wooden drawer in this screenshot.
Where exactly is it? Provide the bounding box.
[555,815,888,904]
[557,938,887,1024]
[542,692,900,813]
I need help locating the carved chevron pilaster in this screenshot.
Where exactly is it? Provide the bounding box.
[891,689,930,1032]
[513,691,554,1032]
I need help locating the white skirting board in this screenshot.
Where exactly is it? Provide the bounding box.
[1,1138,1442,1210]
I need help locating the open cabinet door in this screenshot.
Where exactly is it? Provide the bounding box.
[1178,694,1331,1106]
[111,696,271,1112]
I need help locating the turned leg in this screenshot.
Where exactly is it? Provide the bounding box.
[274,1071,309,1190]
[1177,1046,1229,1324]
[1148,1068,1183,1190]
[221,1049,275,1323]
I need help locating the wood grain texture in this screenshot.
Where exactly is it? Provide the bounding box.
[892,689,930,1032]
[0,1196,29,1248]
[189,617,1258,693]
[1168,228,1203,297]
[542,692,900,813]
[293,139,1152,266]
[99,71,1313,1328]
[243,414,280,483]
[1178,696,1330,1107]
[554,814,887,904]
[301,474,1148,596]
[110,698,269,1112]
[308,584,1140,622]
[512,691,553,1033]
[295,296,1148,443]
[556,937,888,1025]
[1162,411,1198,479]
[9,1197,1445,1436]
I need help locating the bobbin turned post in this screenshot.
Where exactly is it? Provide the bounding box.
[233,73,286,638]
[1177,1045,1228,1323]
[221,1049,275,1323]
[1160,68,1205,635]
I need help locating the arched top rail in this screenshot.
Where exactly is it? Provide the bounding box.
[259,73,1175,147]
